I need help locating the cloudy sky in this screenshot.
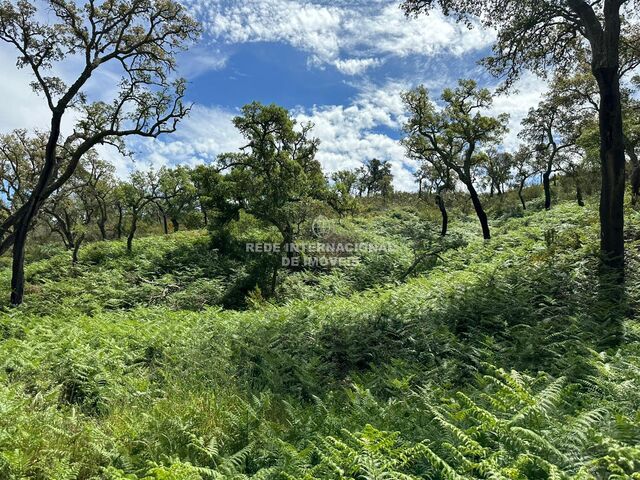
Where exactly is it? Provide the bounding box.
[1,0,549,191]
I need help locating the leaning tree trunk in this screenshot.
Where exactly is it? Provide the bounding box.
[72,234,85,264]
[97,210,107,240]
[98,218,107,240]
[595,66,626,281]
[281,224,295,261]
[10,112,64,305]
[127,213,138,252]
[518,179,527,210]
[467,182,490,240]
[435,192,448,236]
[10,219,28,306]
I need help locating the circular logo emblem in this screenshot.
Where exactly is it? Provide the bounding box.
[311,215,335,238]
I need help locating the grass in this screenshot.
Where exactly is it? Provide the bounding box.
[1,197,639,479]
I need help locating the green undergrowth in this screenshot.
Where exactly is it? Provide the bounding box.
[1,199,640,478]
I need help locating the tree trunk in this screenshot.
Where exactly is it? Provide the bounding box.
[127,214,138,252]
[542,168,552,210]
[65,231,74,250]
[10,220,28,306]
[435,192,448,236]
[10,112,64,305]
[518,180,527,210]
[270,260,279,297]
[202,208,208,226]
[467,182,490,240]
[271,224,295,297]
[161,212,168,235]
[72,234,84,264]
[631,165,640,205]
[281,224,295,261]
[171,218,179,232]
[98,219,107,240]
[54,218,74,250]
[576,181,585,207]
[594,66,626,280]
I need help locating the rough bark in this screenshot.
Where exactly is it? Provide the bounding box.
[542,168,552,210]
[98,219,107,240]
[435,192,448,236]
[72,234,84,264]
[576,181,585,207]
[518,179,527,210]
[10,111,64,305]
[10,222,27,306]
[127,214,138,252]
[595,66,626,280]
[160,210,168,235]
[467,182,490,240]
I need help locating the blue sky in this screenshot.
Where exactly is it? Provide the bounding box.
[0,0,549,191]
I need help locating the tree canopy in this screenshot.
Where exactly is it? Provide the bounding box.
[402,79,508,239]
[207,102,326,249]
[0,0,199,304]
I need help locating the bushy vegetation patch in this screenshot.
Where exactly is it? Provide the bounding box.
[1,200,639,478]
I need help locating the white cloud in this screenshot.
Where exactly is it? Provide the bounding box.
[192,0,342,61]
[334,58,382,76]
[0,39,230,176]
[291,74,547,191]
[0,45,52,133]
[178,47,230,79]
[295,81,417,190]
[490,73,549,150]
[131,81,419,191]
[341,4,493,58]
[189,0,494,73]
[134,74,548,193]
[127,105,244,173]
[0,44,97,140]
[0,1,544,193]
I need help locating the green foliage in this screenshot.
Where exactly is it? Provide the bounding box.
[1,198,640,479]
[204,102,327,252]
[357,159,394,198]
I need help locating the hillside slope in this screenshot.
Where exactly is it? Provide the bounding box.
[1,200,640,479]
